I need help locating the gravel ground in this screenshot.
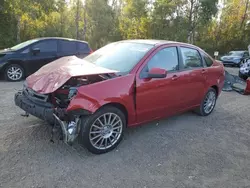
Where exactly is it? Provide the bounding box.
[0,67,250,188]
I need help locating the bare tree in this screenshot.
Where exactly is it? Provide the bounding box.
[82,1,87,40]
[76,0,80,39]
[240,0,250,29]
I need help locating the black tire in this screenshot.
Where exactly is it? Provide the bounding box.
[238,72,248,81]
[195,88,217,116]
[79,106,126,154]
[4,64,24,81]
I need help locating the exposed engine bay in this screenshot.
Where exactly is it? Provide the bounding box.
[51,74,115,144]
[53,74,110,108]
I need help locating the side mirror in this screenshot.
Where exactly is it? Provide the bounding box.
[147,68,167,79]
[31,48,40,55]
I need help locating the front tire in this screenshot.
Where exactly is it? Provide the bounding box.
[79,106,126,154]
[4,64,24,81]
[195,88,217,116]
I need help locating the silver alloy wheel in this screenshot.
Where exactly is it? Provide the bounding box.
[7,66,23,81]
[89,113,123,150]
[203,91,216,114]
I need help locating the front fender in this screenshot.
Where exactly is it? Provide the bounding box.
[0,61,8,71]
[66,74,137,125]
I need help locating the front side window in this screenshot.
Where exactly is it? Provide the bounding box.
[10,39,39,51]
[145,47,179,72]
[84,42,154,73]
[32,40,57,52]
[180,47,202,68]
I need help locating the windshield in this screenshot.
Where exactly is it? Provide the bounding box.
[228,51,244,57]
[84,42,154,73]
[10,39,39,51]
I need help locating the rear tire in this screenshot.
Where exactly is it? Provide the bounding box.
[4,64,24,82]
[195,88,217,116]
[79,106,126,154]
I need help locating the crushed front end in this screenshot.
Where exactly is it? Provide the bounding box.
[14,74,110,144]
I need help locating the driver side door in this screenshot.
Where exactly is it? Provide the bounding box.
[135,45,188,123]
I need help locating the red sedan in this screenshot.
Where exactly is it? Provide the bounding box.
[15,40,225,154]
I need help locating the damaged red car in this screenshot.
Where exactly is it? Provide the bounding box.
[15,40,225,154]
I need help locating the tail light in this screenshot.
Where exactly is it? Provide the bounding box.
[89,49,94,54]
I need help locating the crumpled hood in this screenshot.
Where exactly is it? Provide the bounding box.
[26,56,117,94]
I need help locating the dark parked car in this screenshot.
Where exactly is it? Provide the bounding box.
[0,37,92,81]
[15,40,225,154]
[220,50,249,67]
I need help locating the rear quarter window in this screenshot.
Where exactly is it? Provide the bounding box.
[202,53,214,67]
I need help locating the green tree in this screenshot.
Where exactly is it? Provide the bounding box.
[85,0,115,49]
[150,0,187,41]
[119,0,150,39]
[199,0,250,54]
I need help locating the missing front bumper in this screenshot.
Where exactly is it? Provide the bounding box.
[14,91,54,124]
[14,91,82,144]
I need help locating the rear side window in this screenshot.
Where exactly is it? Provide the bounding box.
[202,53,214,67]
[78,42,90,52]
[59,40,77,53]
[146,47,179,72]
[32,40,57,52]
[180,47,202,68]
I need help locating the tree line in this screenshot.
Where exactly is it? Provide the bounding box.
[0,0,250,55]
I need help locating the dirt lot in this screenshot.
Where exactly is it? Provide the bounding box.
[0,67,250,188]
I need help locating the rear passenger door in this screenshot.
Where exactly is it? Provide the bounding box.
[179,47,207,107]
[58,40,77,57]
[77,42,91,58]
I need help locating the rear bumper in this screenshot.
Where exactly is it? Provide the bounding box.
[15,91,54,124]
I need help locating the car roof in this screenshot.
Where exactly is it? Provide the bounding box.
[33,37,89,44]
[118,39,198,48]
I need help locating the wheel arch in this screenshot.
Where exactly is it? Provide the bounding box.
[211,85,218,96]
[2,60,26,75]
[98,102,128,126]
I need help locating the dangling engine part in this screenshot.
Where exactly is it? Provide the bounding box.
[53,113,81,145]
